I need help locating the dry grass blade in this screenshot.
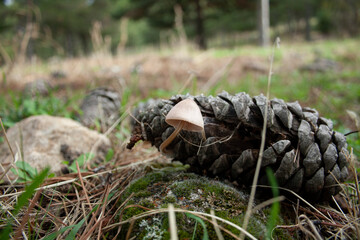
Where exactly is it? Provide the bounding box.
[0,156,159,199]
[168,204,178,240]
[104,207,257,240]
[201,57,235,92]
[210,209,224,240]
[14,189,43,239]
[298,214,323,240]
[258,184,331,222]
[76,161,93,213]
[251,195,285,213]
[241,37,280,239]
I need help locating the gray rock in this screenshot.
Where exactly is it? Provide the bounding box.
[0,115,111,182]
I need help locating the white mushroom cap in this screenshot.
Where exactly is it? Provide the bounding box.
[165,98,204,132]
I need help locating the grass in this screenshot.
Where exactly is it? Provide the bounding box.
[0,36,359,239]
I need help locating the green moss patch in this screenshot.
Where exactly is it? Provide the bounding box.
[117,165,293,239]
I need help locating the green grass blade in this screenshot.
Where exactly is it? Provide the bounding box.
[265,167,280,240]
[185,213,209,240]
[0,224,12,240]
[14,167,49,215]
[64,217,87,240]
[0,168,50,239]
[65,205,98,240]
[42,226,74,240]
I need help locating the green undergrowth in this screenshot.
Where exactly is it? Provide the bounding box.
[115,164,293,239]
[0,89,82,129]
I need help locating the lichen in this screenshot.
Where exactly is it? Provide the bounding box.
[117,164,293,239]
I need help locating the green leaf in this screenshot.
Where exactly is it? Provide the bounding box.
[14,167,50,215]
[10,167,29,183]
[105,148,114,162]
[68,153,94,173]
[16,161,38,179]
[0,224,11,240]
[185,213,209,240]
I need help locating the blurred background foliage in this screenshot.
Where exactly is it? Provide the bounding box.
[0,0,359,62]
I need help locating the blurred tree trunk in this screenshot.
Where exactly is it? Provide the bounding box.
[257,0,270,47]
[195,0,207,50]
[304,0,312,41]
[346,0,359,35]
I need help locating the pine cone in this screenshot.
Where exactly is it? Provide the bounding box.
[128,91,350,201]
[80,87,121,128]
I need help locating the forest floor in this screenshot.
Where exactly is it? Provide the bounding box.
[0,37,359,239]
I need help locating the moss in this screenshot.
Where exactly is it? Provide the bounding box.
[162,195,176,204]
[116,166,293,239]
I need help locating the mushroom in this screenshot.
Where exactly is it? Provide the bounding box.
[160,98,205,154]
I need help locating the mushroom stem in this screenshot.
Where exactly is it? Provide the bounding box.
[160,121,185,154]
